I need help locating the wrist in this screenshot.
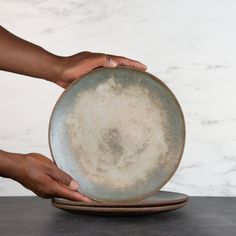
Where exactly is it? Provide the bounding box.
[0,150,25,180]
[48,55,66,84]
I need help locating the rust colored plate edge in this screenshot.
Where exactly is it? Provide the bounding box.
[51,201,188,216]
[52,191,189,208]
[52,197,188,208]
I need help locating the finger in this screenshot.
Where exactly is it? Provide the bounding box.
[76,51,91,59]
[64,55,115,81]
[48,167,79,191]
[109,55,147,71]
[54,184,93,202]
[82,54,117,69]
[84,53,147,71]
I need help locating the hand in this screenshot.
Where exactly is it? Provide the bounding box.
[0,27,147,88]
[52,51,147,88]
[1,151,92,202]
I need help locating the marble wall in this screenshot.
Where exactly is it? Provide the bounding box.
[0,0,235,196]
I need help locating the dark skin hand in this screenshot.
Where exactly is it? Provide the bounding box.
[0,25,147,201]
[0,150,91,201]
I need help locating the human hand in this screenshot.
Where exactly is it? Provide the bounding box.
[3,151,91,202]
[52,51,147,88]
[0,27,147,87]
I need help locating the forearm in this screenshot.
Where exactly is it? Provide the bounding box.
[0,150,22,179]
[0,25,61,82]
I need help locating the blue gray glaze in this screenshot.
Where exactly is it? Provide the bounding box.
[49,67,185,202]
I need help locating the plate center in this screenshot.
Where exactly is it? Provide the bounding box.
[65,76,169,190]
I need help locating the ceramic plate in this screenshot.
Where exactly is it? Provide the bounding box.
[49,67,185,202]
[52,191,188,207]
[52,201,187,216]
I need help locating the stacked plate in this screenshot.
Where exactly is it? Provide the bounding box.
[49,67,186,215]
[52,191,188,216]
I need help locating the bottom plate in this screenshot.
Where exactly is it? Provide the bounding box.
[52,191,188,208]
[52,200,188,216]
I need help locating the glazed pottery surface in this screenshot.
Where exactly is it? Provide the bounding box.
[49,67,185,202]
[52,191,188,207]
[51,201,188,216]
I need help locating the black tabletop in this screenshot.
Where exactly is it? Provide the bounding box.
[0,196,235,236]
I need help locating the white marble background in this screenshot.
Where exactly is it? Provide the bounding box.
[0,0,235,196]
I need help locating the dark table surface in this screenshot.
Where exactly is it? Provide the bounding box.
[0,196,235,236]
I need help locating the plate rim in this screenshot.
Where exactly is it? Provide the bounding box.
[51,201,188,213]
[52,191,189,207]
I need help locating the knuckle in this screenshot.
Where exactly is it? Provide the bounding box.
[101,54,109,62]
[81,50,90,54]
[25,152,38,158]
[80,51,91,57]
[62,174,72,186]
[45,162,54,171]
[45,165,53,173]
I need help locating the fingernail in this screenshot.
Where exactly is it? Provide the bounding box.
[140,63,147,70]
[69,180,79,190]
[109,58,118,67]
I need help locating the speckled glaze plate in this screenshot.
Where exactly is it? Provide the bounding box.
[52,191,188,207]
[51,201,187,216]
[49,67,185,202]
